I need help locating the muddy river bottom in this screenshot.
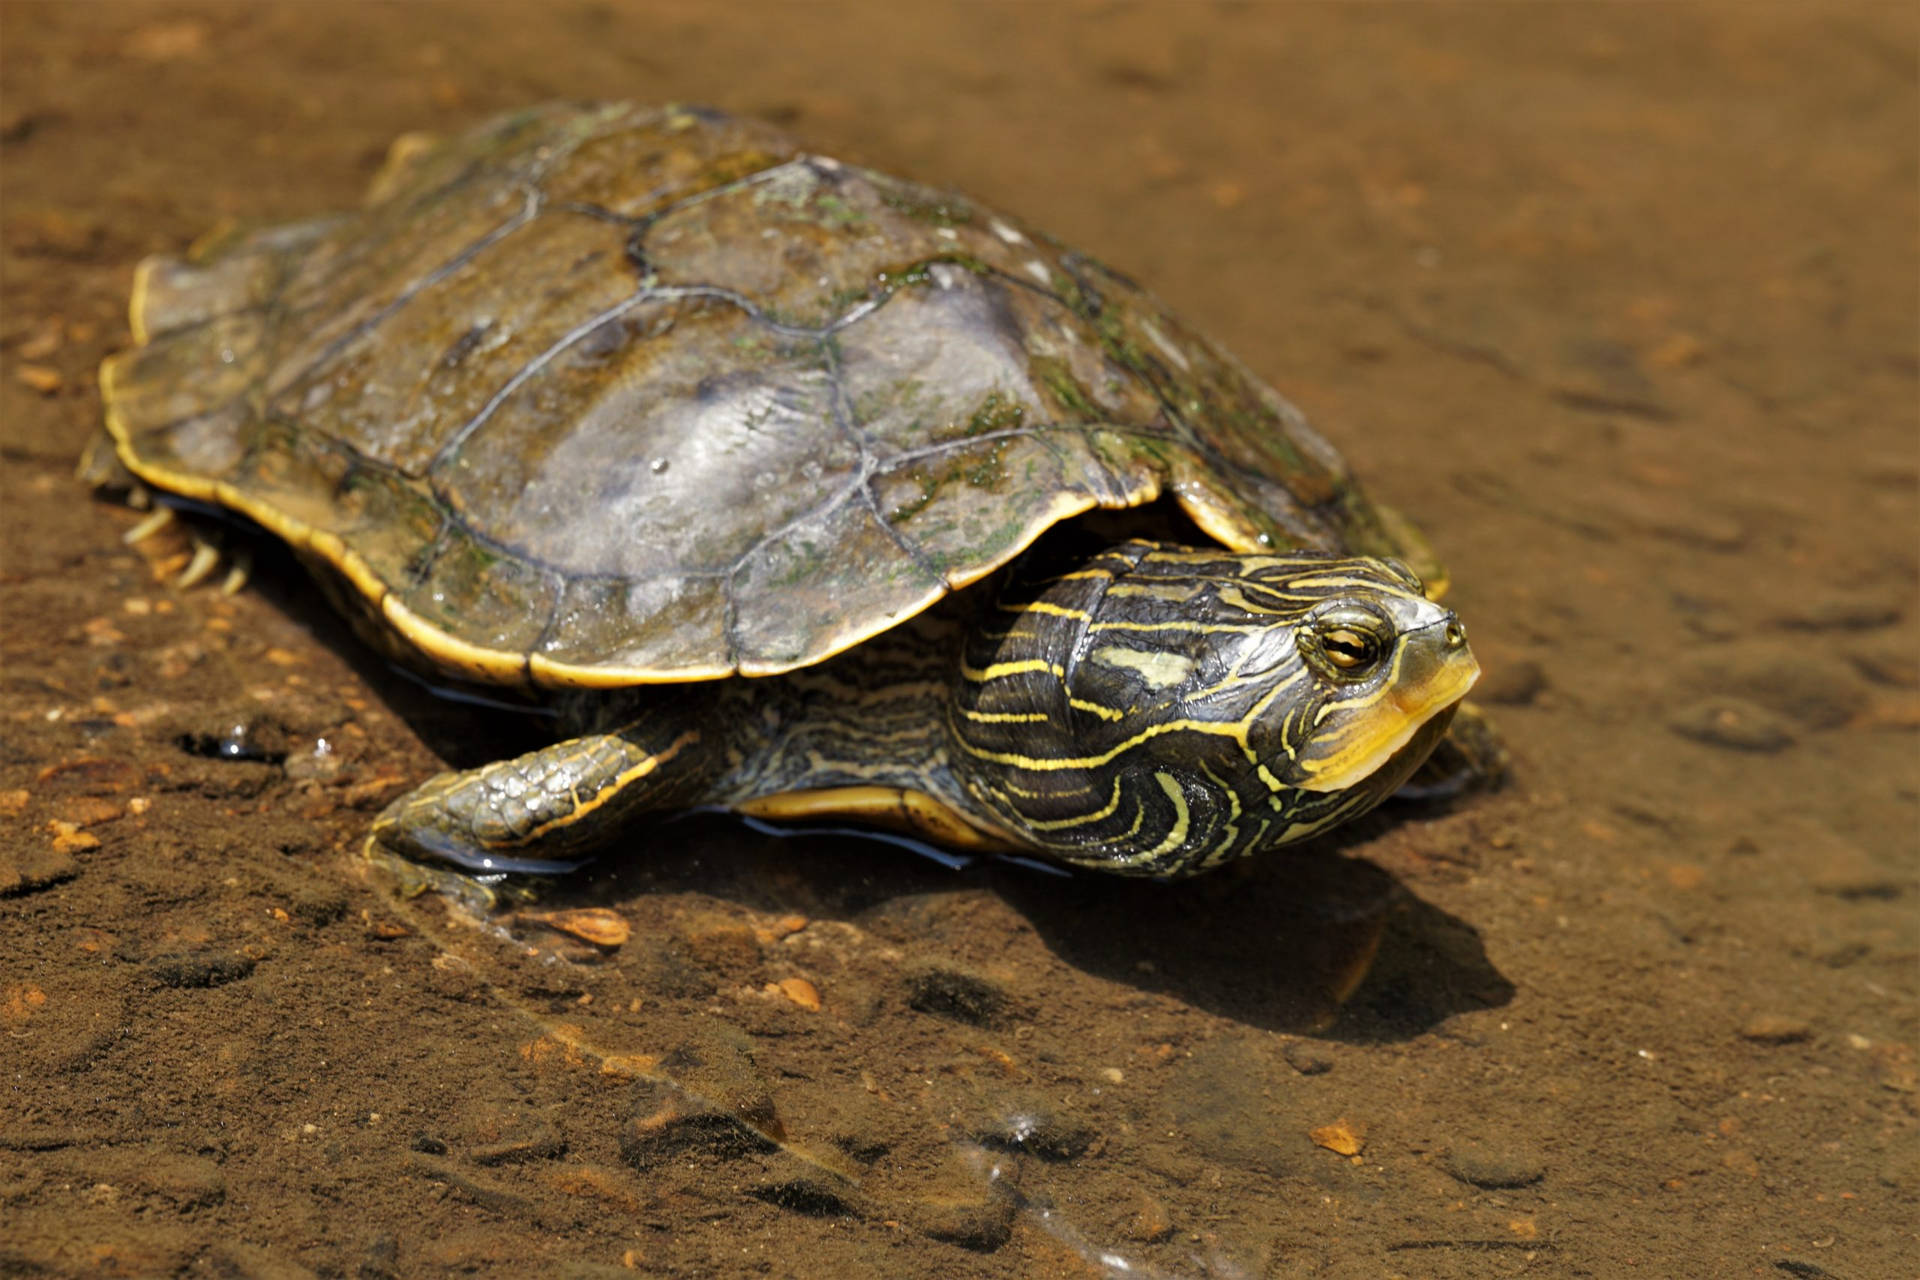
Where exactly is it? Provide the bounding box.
[2,3,1915,1277]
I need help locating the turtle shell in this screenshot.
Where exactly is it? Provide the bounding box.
[100,102,1438,687]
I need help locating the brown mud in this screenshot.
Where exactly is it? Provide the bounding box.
[2,4,1915,1277]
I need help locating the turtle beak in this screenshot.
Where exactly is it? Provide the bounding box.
[1295,611,1480,794]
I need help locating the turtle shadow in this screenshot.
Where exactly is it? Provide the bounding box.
[981,835,1515,1039]
[536,810,1512,1040]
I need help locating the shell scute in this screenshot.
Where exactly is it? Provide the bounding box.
[469,305,855,584]
[730,495,948,675]
[284,210,644,479]
[537,104,800,218]
[536,573,730,682]
[396,525,561,672]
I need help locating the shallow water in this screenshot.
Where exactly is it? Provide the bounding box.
[2,3,1915,1276]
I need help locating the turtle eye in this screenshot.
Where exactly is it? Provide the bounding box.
[1302,606,1390,679]
[1320,627,1380,671]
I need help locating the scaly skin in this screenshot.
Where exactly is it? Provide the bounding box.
[365,543,1478,891]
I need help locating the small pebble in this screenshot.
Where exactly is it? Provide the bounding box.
[903,962,1013,1028]
[654,1023,779,1133]
[46,820,101,853]
[1847,642,1919,689]
[1740,1014,1813,1044]
[146,951,257,989]
[1125,1191,1175,1242]
[288,888,349,928]
[14,363,62,394]
[620,1082,777,1172]
[1785,821,1908,899]
[1695,650,1869,730]
[1858,691,1920,730]
[517,907,630,949]
[469,1122,567,1166]
[123,17,210,61]
[1445,1139,1546,1189]
[0,846,79,896]
[1283,1042,1334,1076]
[1647,331,1705,368]
[1807,851,1905,900]
[97,1151,224,1212]
[753,912,810,945]
[1477,658,1546,707]
[597,1052,660,1082]
[18,319,62,360]
[1668,697,1795,752]
[677,913,762,973]
[1309,1118,1365,1156]
[825,1094,893,1166]
[3,984,48,1022]
[974,1101,1097,1161]
[748,1170,861,1218]
[1592,486,1744,550]
[776,976,821,1011]
[54,796,121,828]
[1774,591,1904,632]
[909,1192,1014,1252]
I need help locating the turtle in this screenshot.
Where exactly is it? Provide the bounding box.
[93,102,1487,896]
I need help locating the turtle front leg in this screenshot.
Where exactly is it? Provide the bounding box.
[367,716,723,904]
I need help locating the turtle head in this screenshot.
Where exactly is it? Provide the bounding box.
[1241,557,1479,793]
[948,542,1479,875]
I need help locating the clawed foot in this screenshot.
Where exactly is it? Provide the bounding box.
[121,502,252,594]
[360,830,530,917]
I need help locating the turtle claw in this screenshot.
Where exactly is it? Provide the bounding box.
[118,503,249,595]
[122,505,177,545]
[175,537,223,589]
[362,831,507,914]
[219,546,252,596]
[151,527,249,594]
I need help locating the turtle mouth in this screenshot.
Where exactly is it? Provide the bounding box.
[1294,619,1481,794]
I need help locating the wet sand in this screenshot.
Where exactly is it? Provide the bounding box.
[2,3,1915,1276]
